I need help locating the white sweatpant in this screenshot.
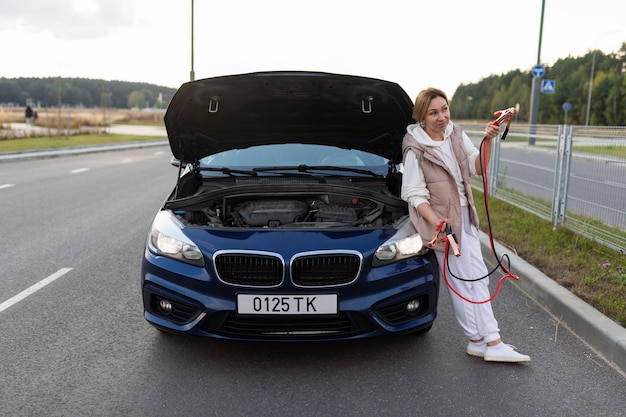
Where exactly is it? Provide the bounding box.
[435,207,501,343]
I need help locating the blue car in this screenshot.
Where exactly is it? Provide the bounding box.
[141,71,440,341]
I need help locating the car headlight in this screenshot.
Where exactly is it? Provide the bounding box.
[373,218,428,267]
[148,210,205,267]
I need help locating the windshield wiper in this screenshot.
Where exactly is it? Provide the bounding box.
[254,165,382,177]
[199,167,258,176]
[200,166,326,182]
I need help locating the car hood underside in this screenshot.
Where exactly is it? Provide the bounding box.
[164,71,414,164]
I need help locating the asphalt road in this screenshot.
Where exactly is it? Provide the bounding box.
[1,146,625,416]
[496,144,625,229]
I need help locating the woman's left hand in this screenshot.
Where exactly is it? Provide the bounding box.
[484,123,500,140]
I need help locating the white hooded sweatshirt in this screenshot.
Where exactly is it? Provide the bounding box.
[401,121,480,210]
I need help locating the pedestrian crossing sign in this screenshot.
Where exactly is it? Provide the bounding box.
[541,79,556,94]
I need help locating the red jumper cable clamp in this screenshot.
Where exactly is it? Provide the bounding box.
[489,106,518,140]
[428,220,460,257]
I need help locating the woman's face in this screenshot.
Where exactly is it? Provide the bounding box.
[422,96,450,138]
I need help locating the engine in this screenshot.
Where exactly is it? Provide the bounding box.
[175,195,400,229]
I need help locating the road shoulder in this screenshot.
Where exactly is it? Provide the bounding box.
[480,232,626,376]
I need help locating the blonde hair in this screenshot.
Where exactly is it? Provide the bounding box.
[412,88,448,122]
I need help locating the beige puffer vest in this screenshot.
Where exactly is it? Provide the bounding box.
[401,124,480,253]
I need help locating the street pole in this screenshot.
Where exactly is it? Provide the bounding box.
[528,0,545,145]
[190,0,195,82]
[584,51,596,126]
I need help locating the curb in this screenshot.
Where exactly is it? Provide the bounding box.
[479,232,626,376]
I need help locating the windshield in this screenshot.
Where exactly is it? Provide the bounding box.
[199,144,389,175]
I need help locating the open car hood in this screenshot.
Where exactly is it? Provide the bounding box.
[164,71,414,164]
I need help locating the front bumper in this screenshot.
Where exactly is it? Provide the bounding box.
[141,249,439,341]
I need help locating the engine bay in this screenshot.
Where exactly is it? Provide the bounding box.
[165,168,408,229]
[172,192,406,229]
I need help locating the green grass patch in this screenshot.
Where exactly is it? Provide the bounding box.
[534,143,625,159]
[0,133,163,152]
[572,145,626,159]
[474,193,626,327]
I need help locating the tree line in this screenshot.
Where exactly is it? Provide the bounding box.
[0,77,177,109]
[451,43,626,126]
[3,45,625,125]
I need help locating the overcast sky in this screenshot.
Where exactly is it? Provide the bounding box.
[2,0,625,101]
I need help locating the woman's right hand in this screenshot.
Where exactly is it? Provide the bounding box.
[434,218,449,229]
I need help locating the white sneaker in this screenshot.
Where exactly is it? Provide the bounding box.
[466,341,487,358]
[484,343,530,363]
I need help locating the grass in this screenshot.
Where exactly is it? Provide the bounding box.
[1,106,163,127]
[474,194,626,328]
[1,106,165,151]
[535,143,626,159]
[572,145,625,158]
[0,133,163,152]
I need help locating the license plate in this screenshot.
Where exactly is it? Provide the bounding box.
[237,294,338,315]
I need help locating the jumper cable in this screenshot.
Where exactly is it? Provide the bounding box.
[429,220,460,256]
[441,107,519,304]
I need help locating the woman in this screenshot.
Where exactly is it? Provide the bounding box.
[401,87,530,363]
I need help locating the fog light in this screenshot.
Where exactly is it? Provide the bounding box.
[158,299,173,315]
[406,300,420,313]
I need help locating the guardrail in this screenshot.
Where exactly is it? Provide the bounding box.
[461,122,626,252]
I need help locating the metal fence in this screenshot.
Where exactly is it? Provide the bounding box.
[461,122,626,252]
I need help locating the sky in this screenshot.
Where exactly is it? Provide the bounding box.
[1,0,625,101]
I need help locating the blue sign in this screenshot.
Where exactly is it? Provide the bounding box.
[541,79,556,94]
[562,102,571,111]
[532,65,545,78]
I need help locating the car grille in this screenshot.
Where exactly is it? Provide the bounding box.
[202,311,374,338]
[214,251,362,287]
[215,253,283,286]
[291,253,360,286]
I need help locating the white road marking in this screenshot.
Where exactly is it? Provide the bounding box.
[0,268,73,313]
[70,168,90,174]
[0,184,16,189]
